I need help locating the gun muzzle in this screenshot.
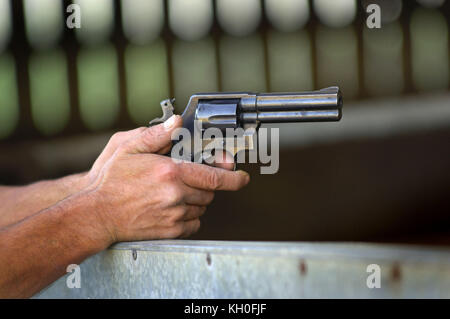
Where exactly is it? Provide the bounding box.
[240,86,342,124]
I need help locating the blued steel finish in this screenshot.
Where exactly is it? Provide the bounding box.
[182,86,342,134]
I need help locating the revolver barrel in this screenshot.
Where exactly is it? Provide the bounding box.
[240,87,342,124]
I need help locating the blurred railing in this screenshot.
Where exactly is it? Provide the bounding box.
[0,0,448,143]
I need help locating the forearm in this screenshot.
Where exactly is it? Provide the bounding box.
[0,172,90,229]
[0,190,111,298]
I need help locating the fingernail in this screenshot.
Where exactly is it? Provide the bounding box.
[163,115,177,130]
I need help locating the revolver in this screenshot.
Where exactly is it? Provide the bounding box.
[149,86,343,163]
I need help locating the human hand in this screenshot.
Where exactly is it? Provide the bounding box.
[87,115,250,244]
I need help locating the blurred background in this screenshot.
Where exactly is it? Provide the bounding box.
[0,0,449,243]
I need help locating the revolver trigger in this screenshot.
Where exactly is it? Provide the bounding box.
[149,98,176,126]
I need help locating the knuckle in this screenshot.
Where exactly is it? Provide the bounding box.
[135,129,157,151]
[142,126,163,144]
[143,126,157,138]
[169,206,186,224]
[110,131,126,145]
[206,191,215,203]
[207,170,222,190]
[115,143,129,154]
[158,162,179,181]
[193,219,201,233]
[166,217,178,228]
[110,131,122,141]
[171,223,184,237]
[165,184,184,204]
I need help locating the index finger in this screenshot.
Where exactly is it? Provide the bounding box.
[178,161,250,191]
[210,151,236,171]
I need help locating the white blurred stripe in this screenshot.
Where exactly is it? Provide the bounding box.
[125,40,170,125]
[74,0,114,45]
[77,45,119,130]
[316,26,359,98]
[313,0,356,28]
[122,0,164,45]
[265,0,309,32]
[29,50,70,135]
[267,30,313,91]
[220,35,266,92]
[411,8,449,91]
[0,54,19,139]
[363,22,404,96]
[0,0,12,52]
[172,38,218,108]
[361,0,403,24]
[169,0,213,41]
[216,0,261,37]
[24,0,63,49]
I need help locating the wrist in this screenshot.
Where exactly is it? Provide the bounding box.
[59,172,91,195]
[61,190,115,251]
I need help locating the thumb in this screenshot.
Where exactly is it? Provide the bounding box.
[125,115,182,154]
